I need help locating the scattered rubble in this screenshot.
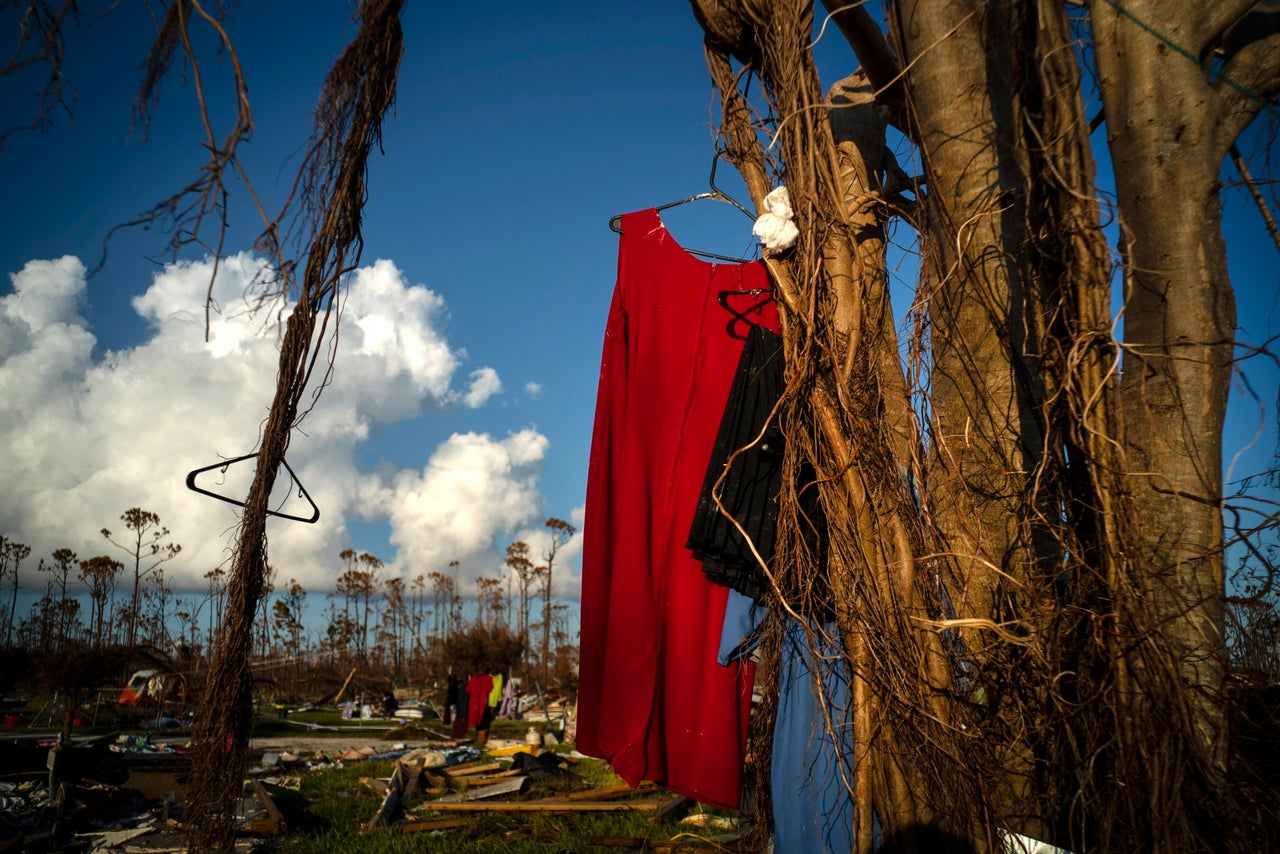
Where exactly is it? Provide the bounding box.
[1,728,743,851]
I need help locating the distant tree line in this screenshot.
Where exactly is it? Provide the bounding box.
[0,511,580,702]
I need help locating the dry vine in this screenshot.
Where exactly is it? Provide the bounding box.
[174,1,405,849]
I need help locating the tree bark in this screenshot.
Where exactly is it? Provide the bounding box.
[1092,0,1240,784]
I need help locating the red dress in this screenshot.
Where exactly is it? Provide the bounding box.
[578,208,779,809]
[466,673,493,728]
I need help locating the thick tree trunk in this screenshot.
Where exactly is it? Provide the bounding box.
[1092,0,1239,782]
[893,0,1037,632]
[892,0,1048,837]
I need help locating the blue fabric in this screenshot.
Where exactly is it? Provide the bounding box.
[772,617,855,854]
[716,592,859,852]
[718,587,766,665]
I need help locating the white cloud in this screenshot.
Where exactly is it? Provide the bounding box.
[0,254,537,594]
[361,428,549,593]
[464,367,503,408]
[524,381,543,398]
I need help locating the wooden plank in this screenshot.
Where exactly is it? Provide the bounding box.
[361,760,415,833]
[360,776,390,796]
[442,761,501,777]
[527,781,658,803]
[399,760,423,799]
[395,817,473,833]
[244,780,287,836]
[416,799,668,813]
[461,769,524,786]
[581,837,742,853]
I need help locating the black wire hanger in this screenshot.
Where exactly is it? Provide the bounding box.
[609,152,757,263]
[186,452,321,524]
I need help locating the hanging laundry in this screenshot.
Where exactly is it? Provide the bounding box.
[466,673,493,729]
[686,321,830,610]
[686,324,786,601]
[444,672,460,725]
[718,592,857,854]
[771,618,856,853]
[578,206,779,810]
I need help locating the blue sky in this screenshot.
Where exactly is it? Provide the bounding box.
[2,1,842,611]
[1,2,1276,615]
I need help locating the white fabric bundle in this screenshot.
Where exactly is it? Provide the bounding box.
[752,186,799,252]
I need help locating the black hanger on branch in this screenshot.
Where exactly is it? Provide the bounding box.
[609,152,757,263]
[186,453,321,524]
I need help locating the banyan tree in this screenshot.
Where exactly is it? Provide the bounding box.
[686,0,1280,851]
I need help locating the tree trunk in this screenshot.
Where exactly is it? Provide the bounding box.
[892,0,1050,837]
[1091,0,1242,803]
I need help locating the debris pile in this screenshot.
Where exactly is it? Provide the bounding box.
[1,732,745,851]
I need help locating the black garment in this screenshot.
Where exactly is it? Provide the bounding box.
[687,324,831,610]
[686,325,786,600]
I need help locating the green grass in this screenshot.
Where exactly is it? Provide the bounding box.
[273,752,730,853]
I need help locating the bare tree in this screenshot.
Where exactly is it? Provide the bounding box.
[102,508,181,648]
[77,555,123,650]
[202,567,227,642]
[538,518,575,688]
[505,540,536,642]
[0,538,31,648]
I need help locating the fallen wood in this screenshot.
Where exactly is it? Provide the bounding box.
[581,837,742,853]
[442,761,501,777]
[242,780,287,836]
[460,768,524,786]
[332,667,359,705]
[395,817,474,833]
[416,798,671,813]
[361,759,417,833]
[361,776,390,796]
[528,781,658,803]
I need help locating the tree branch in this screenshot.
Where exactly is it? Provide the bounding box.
[1198,0,1265,56]
[816,0,910,134]
[1215,31,1280,151]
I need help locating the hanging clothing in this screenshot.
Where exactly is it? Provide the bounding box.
[466,673,493,729]
[687,320,831,614]
[578,207,779,810]
[686,324,786,601]
[488,673,504,709]
[451,682,470,739]
[444,673,460,725]
[499,676,516,718]
[717,593,857,854]
[772,618,856,854]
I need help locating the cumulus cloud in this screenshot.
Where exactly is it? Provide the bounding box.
[359,428,549,593]
[524,381,543,398]
[0,254,534,593]
[464,367,503,408]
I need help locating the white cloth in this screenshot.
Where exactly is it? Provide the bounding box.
[752,186,799,251]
